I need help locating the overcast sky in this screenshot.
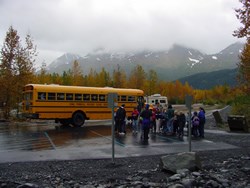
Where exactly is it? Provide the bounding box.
[0,0,244,67]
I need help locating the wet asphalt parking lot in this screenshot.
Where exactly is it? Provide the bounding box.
[0,118,238,163]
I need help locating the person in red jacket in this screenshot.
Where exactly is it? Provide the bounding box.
[131,107,139,134]
[150,107,156,133]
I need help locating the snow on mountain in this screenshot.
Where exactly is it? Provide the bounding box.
[49,53,82,68]
[44,42,243,81]
[188,57,201,68]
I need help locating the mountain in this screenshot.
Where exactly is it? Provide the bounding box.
[45,42,243,81]
[178,68,238,89]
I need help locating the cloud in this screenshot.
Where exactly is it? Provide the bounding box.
[0,0,243,66]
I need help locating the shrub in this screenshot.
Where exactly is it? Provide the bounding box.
[231,95,250,125]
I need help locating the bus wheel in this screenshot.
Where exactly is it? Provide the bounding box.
[72,112,85,127]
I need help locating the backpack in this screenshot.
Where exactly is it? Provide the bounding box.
[116,107,124,120]
[168,109,174,119]
[192,116,200,126]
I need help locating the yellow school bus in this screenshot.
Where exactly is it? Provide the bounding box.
[22,84,144,127]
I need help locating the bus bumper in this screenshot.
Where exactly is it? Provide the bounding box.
[22,113,39,119]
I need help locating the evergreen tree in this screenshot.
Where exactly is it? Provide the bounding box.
[62,70,72,85]
[51,72,62,84]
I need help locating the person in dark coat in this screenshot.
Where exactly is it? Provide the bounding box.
[177,111,186,138]
[140,104,152,141]
[115,104,126,135]
[163,104,175,133]
[191,111,199,138]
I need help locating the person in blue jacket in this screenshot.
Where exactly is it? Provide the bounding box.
[198,107,206,138]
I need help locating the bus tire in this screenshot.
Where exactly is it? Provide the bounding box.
[72,111,85,127]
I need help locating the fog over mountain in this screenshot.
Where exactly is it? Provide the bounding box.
[43,42,243,83]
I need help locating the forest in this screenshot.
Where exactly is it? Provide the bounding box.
[34,60,244,106]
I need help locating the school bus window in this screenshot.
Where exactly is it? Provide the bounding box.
[75,94,82,101]
[48,93,56,100]
[99,94,106,101]
[91,94,98,101]
[117,95,120,101]
[38,92,46,100]
[57,93,65,100]
[28,92,33,100]
[26,92,33,100]
[83,94,90,101]
[66,93,73,100]
[121,95,127,102]
[137,96,144,103]
[128,96,135,101]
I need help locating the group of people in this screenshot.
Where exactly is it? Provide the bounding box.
[153,104,187,139]
[115,103,206,141]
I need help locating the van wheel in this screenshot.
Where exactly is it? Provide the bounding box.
[72,112,85,127]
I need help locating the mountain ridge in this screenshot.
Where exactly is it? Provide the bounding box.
[44,42,243,83]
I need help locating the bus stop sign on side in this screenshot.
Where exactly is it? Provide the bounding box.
[107,92,118,163]
[185,94,193,152]
[185,95,193,109]
[108,93,118,108]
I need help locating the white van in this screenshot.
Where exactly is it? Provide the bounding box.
[144,94,168,109]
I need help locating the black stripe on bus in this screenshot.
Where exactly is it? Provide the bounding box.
[36,111,73,114]
[36,111,112,114]
[35,100,134,103]
[31,106,109,108]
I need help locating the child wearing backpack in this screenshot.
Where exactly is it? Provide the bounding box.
[191,111,199,138]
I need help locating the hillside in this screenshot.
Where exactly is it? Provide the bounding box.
[178,68,238,89]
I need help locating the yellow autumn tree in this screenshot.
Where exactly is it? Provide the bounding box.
[0,26,36,118]
[127,65,146,89]
[35,62,51,84]
[112,65,127,88]
[86,68,98,86]
[144,69,158,96]
[96,67,112,87]
[71,60,84,86]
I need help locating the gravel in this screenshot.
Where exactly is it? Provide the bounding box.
[0,107,250,188]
